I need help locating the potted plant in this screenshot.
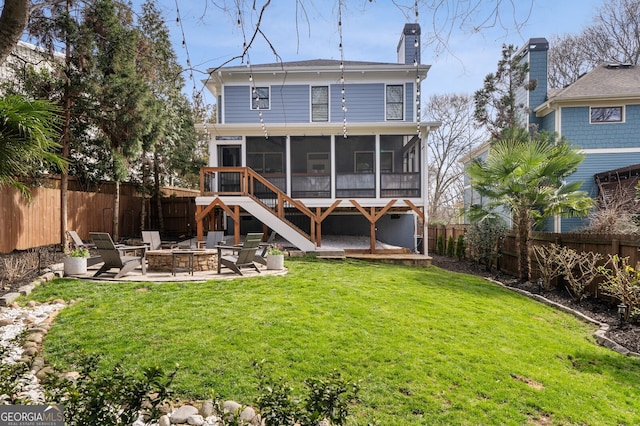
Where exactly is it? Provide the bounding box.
[64,247,90,276]
[266,244,285,270]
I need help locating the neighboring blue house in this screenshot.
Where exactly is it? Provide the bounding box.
[464,37,640,232]
[195,24,439,253]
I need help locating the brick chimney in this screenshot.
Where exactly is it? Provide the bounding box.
[397,23,421,65]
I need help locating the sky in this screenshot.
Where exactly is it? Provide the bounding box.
[133,0,604,105]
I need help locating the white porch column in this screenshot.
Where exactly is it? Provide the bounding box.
[422,126,429,255]
[331,135,336,199]
[375,134,381,199]
[286,135,292,196]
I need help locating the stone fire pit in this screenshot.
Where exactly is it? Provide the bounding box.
[146,249,218,272]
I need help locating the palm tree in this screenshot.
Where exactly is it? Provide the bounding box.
[466,128,593,280]
[0,95,66,198]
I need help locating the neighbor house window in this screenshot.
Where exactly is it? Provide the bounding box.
[311,86,329,122]
[590,106,623,123]
[386,85,404,120]
[251,87,270,110]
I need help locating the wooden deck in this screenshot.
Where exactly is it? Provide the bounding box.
[345,252,432,267]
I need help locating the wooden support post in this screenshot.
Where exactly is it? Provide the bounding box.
[370,207,376,254]
[234,205,241,245]
[196,205,204,244]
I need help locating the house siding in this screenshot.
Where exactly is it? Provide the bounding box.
[331,83,385,122]
[560,105,640,149]
[224,85,309,123]
[224,82,419,124]
[405,82,414,122]
[544,152,640,232]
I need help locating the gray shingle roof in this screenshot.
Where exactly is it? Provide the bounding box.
[550,63,640,100]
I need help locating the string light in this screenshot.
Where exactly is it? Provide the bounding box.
[338,0,347,138]
[175,0,211,141]
[414,0,421,138]
[235,4,268,139]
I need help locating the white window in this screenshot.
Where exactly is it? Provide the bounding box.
[386,85,404,120]
[590,106,623,123]
[251,87,270,110]
[311,86,329,122]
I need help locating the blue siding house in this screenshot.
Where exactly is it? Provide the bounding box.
[195,24,439,253]
[464,38,640,232]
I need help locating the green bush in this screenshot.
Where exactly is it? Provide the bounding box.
[254,361,359,426]
[455,235,466,260]
[446,236,455,257]
[44,354,177,425]
[436,236,444,255]
[465,217,508,271]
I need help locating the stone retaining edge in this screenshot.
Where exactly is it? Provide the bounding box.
[486,278,640,358]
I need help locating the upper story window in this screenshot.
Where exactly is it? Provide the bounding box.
[590,106,623,123]
[386,85,404,120]
[251,87,270,110]
[311,86,329,122]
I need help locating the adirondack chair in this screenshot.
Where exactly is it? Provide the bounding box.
[253,231,277,265]
[142,231,179,250]
[90,232,146,279]
[67,230,96,249]
[217,232,264,275]
[197,231,226,249]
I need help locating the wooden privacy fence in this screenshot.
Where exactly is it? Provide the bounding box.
[428,224,640,279]
[0,184,197,254]
[426,224,467,254]
[500,232,640,280]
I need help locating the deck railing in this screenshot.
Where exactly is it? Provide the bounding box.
[200,167,315,240]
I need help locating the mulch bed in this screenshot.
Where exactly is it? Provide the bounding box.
[430,255,640,355]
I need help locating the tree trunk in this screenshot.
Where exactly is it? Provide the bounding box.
[60,0,72,253]
[516,208,531,281]
[153,151,164,233]
[113,180,120,241]
[0,0,29,66]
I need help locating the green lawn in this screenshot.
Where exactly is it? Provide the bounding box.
[26,258,640,425]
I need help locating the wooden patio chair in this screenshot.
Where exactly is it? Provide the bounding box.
[142,231,178,250]
[90,232,146,279]
[218,232,264,275]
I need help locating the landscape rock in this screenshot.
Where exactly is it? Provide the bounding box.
[187,414,205,425]
[170,405,200,424]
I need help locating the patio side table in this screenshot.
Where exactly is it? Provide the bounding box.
[172,250,195,276]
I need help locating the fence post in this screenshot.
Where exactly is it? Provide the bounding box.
[612,239,620,257]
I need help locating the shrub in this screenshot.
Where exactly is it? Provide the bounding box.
[455,235,466,260]
[532,244,603,301]
[44,354,177,425]
[557,247,603,302]
[532,244,563,290]
[446,236,455,257]
[254,362,359,426]
[435,236,444,255]
[598,255,640,322]
[464,217,508,271]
